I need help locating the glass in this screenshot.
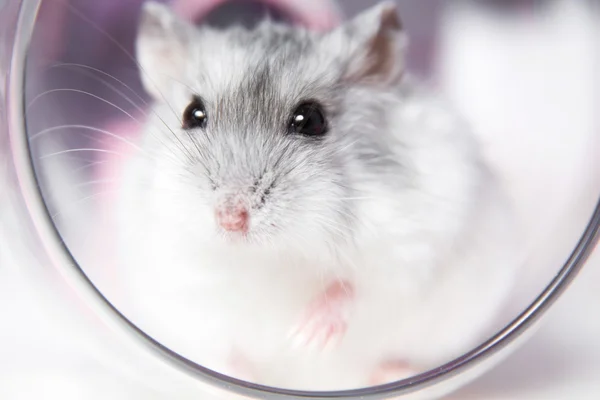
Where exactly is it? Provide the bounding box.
[2,0,599,398]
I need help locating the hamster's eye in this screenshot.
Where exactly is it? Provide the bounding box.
[183,97,207,129]
[288,102,328,137]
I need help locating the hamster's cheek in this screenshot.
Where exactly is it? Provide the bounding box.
[181,194,218,240]
[149,168,216,245]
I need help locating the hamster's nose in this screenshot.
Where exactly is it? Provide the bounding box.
[215,204,249,233]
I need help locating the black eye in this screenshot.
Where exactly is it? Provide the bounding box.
[288,102,328,137]
[183,97,207,129]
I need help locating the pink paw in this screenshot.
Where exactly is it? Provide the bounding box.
[369,360,417,386]
[289,280,354,350]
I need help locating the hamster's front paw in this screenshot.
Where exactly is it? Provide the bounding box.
[289,280,354,350]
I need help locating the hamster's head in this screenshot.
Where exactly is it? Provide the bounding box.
[135,1,407,254]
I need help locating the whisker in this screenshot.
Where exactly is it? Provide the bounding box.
[68,69,147,117]
[46,7,204,165]
[164,74,202,98]
[163,124,196,162]
[27,93,194,165]
[73,160,109,174]
[332,139,359,155]
[39,148,130,160]
[50,190,117,219]
[30,125,147,154]
[26,89,143,126]
[302,196,379,202]
[310,215,348,238]
[60,0,183,124]
[50,62,149,106]
[74,179,117,189]
[47,66,195,164]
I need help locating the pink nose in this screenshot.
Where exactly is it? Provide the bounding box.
[215,206,249,233]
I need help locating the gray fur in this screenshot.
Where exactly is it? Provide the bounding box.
[135,1,411,248]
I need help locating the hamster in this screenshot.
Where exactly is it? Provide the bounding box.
[114,1,521,391]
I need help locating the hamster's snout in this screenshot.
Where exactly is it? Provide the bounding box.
[211,173,276,237]
[215,200,249,233]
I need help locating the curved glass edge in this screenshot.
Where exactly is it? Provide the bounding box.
[6,1,600,399]
[0,0,20,147]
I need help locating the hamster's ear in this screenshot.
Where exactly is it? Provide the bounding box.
[326,2,407,86]
[136,1,193,99]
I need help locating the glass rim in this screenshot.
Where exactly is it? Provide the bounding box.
[7,1,600,398]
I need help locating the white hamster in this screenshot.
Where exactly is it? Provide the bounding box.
[115,1,521,391]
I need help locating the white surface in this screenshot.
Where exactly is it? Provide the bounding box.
[442,2,600,397]
[454,250,600,399]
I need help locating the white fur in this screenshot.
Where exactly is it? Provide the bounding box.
[105,2,522,390]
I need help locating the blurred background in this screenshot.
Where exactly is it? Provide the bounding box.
[1,0,600,398]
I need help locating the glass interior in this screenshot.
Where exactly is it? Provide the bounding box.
[20,0,600,396]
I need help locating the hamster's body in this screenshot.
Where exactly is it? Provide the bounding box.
[115,2,520,390]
